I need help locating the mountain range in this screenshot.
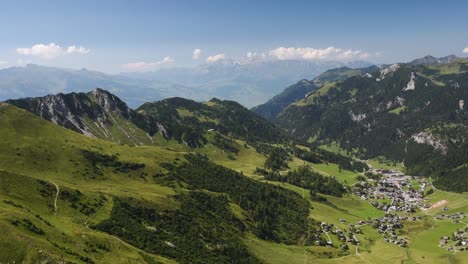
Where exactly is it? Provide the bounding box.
[6,88,286,148]
[0,60,371,109]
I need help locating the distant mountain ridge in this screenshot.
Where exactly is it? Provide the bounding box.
[0,60,371,109]
[252,66,379,120]
[409,54,459,65]
[0,64,165,108]
[121,59,371,107]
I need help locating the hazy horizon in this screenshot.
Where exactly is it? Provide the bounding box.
[0,0,467,73]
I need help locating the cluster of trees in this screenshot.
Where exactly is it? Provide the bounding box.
[264,166,347,197]
[251,142,292,171]
[296,144,369,172]
[434,167,468,193]
[10,218,45,235]
[171,154,313,244]
[96,192,259,264]
[252,140,368,174]
[292,147,322,163]
[81,150,145,175]
[212,133,239,155]
[264,147,291,171]
[364,171,382,181]
[60,188,106,216]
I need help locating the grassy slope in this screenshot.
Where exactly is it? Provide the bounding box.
[0,104,181,263]
[2,103,468,263]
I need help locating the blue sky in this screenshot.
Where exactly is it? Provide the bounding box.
[0,0,467,72]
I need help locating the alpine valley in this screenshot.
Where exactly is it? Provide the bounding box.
[1,55,468,264]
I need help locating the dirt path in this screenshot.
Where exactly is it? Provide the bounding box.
[83,198,108,228]
[356,244,360,255]
[321,226,332,243]
[51,181,59,212]
[310,165,330,176]
[428,200,447,210]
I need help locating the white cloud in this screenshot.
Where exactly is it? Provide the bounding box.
[16,43,90,59]
[236,52,268,64]
[122,56,175,71]
[66,45,90,55]
[463,47,468,53]
[192,49,202,60]
[269,46,369,61]
[206,53,225,63]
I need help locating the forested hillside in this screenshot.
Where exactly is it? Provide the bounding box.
[252,66,379,121]
[277,58,468,191]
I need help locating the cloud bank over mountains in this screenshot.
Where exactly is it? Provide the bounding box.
[122,56,175,71]
[16,43,90,59]
[269,46,370,61]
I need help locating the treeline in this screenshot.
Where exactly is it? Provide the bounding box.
[171,154,314,244]
[262,166,347,197]
[294,144,369,172]
[251,141,368,174]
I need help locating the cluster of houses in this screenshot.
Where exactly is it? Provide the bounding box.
[370,215,410,247]
[350,169,434,247]
[316,167,468,254]
[439,228,468,252]
[354,169,431,214]
[316,222,360,250]
[434,211,466,222]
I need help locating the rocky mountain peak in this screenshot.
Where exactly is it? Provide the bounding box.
[89,88,132,117]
